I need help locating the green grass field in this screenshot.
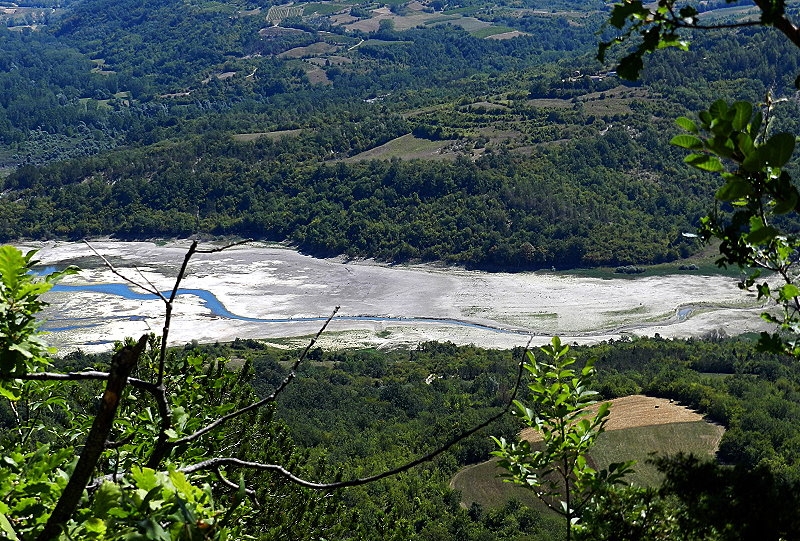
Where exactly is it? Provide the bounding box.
[470,26,516,38]
[344,134,457,162]
[591,421,723,487]
[452,420,722,509]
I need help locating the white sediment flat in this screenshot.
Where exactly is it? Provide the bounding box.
[22,240,771,353]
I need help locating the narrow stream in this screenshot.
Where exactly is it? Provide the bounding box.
[49,283,530,335]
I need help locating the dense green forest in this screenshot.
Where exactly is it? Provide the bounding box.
[24,335,800,539]
[2,0,799,268]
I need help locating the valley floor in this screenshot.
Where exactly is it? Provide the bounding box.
[24,240,772,353]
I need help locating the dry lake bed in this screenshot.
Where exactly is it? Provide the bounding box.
[22,240,772,354]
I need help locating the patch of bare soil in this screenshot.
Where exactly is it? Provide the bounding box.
[486,30,526,40]
[520,395,712,443]
[277,42,338,59]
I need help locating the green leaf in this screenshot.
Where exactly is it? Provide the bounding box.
[8,343,33,359]
[0,383,20,401]
[731,101,752,131]
[608,0,645,29]
[716,176,753,201]
[708,99,728,120]
[773,189,799,214]
[131,466,160,492]
[670,134,704,150]
[745,225,779,245]
[742,147,767,172]
[93,481,123,518]
[750,110,763,138]
[142,517,170,541]
[685,153,724,172]
[168,470,198,502]
[0,514,19,541]
[617,53,644,81]
[675,116,698,133]
[83,518,106,535]
[763,133,796,167]
[737,132,755,157]
[779,284,800,302]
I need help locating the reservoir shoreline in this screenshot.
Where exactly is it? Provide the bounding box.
[23,240,772,353]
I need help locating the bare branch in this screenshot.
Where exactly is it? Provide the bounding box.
[157,240,198,384]
[7,370,160,395]
[753,0,800,50]
[83,240,164,300]
[145,384,172,469]
[180,344,528,491]
[158,238,252,384]
[134,265,162,297]
[145,238,260,467]
[167,307,340,453]
[666,1,800,49]
[194,239,253,254]
[675,19,765,31]
[214,467,258,499]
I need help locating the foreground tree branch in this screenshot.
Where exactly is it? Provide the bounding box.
[36,334,148,541]
[14,370,160,395]
[601,0,800,80]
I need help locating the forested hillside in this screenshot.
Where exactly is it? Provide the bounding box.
[2,0,799,268]
[28,334,800,539]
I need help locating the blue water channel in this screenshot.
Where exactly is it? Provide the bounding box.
[48,282,530,336]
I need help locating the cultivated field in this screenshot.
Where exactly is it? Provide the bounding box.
[520,395,712,441]
[451,395,723,508]
[343,134,461,161]
[266,4,305,22]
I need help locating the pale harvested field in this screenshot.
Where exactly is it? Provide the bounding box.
[277,42,338,59]
[344,6,493,33]
[486,30,526,40]
[520,395,720,443]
